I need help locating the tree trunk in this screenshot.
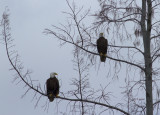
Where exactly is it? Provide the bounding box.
[141,0,153,115]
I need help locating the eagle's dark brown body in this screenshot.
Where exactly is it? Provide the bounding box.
[97,36,108,62]
[46,77,59,102]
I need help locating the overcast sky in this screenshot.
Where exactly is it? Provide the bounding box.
[0,0,109,115]
[0,0,145,115]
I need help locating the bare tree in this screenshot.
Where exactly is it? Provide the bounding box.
[94,0,160,115]
[2,7,129,115]
[3,0,160,114]
[44,0,160,115]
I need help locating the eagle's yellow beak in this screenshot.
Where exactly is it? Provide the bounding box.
[54,73,58,75]
[49,94,53,97]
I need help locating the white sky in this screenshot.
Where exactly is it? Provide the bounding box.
[0,0,106,115]
[0,0,150,115]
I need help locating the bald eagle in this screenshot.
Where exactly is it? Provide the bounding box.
[97,33,108,62]
[46,72,59,102]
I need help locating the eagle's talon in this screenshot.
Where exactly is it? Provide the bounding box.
[49,94,53,97]
[100,52,103,56]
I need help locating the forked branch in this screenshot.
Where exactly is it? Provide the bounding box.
[2,10,130,115]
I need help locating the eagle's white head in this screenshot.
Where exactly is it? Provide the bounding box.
[50,72,58,78]
[99,33,104,37]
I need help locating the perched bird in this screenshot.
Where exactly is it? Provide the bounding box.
[46,72,59,102]
[97,33,108,62]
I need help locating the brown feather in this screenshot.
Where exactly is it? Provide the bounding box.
[97,37,108,62]
[46,77,59,102]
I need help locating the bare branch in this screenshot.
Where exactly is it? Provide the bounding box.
[44,28,144,71]
[2,10,46,97]
[57,96,130,115]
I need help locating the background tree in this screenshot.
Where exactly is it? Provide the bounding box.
[94,0,160,115]
[45,0,160,115]
[2,0,160,115]
[2,8,129,115]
